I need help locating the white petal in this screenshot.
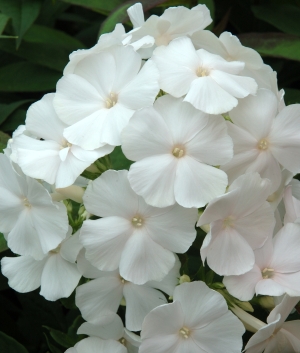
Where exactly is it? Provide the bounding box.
[124,282,167,331]
[267,294,300,325]
[83,170,138,218]
[1,255,45,292]
[40,254,81,301]
[128,154,178,207]
[71,337,126,353]
[80,217,132,271]
[60,231,82,263]
[75,276,123,323]
[127,3,144,27]
[120,229,175,285]
[174,156,228,208]
[76,249,103,279]
[244,319,278,352]
[121,106,173,161]
[184,76,238,114]
[255,279,286,297]
[191,30,227,56]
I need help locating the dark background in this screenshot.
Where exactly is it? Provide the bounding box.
[0,0,300,352]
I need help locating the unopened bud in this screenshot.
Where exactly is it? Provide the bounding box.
[258,296,275,311]
[56,185,85,204]
[120,297,126,306]
[179,274,191,284]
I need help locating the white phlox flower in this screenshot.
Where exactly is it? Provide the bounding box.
[0,153,68,259]
[75,249,181,331]
[65,337,126,353]
[80,169,197,284]
[54,45,160,149]
[244,295,300,353]
[221,88,300,193]
[140,281,245,353]
[1,230,82,301]
[152,36,257,114]
[77,313,141,353]
[283,179,300,224]
[198,173,275,276]
[122,95,233,208]
[12,94,113,188]
[125,3,212,58]
[224,222,300,300]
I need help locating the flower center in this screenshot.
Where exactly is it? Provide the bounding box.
[172,146,185,158]
[105,92,118,108]
[23,197,31,208]
[262,268,275,279]
[120,276,127,284]
[119,338,126,346]
[257,138,269,151]
[179,327,190,339]
[223,216,234,228]
[131,216,144,227]
[49,244,61,254]
[196,67,209,77]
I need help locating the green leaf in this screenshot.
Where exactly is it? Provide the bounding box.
[67,316,85,340]
[0,0,42,48]
[0,99,32,125]
[43,327,76,349]
[284,88,300,104]
[238,32,300,62]
[0,13,9,34]
[0,39,70,71]
[0,108,26,132]
[0,130,10,151]
[110,146,133,170]
[0,331,29,353]
[252,4,300,37]
[59,0,124,14]
[43,334,63,353]
[24,24,85,51]
[0,62,61,92]
[0,233,8,252]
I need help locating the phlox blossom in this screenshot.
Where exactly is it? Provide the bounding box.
[65,337,126,353]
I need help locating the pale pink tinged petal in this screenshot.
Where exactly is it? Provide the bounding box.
[210,70,257,98]
[234,202,274,249]
[197,188,240,226]
[96,103,134,146]
[221,149,259,185]
[73,51,116,98]
[224,265,262,301]
[63,109,111,150]
[267,294,300,325]
[226,121,257,154]
[80,217,133,271]
[55,152,91,188]
[75,276,123,323]
[141,301,184,338]
[175,156,228,208]
[146,255,181,296]
[174,282,228,328]
[271,223,300,272]
[26,93,66,142]
[124,282,167,331]
[76,249,103,279]
[128,155,177,207]
[139,334,180,353]
[121,107,173,161]
[206,226,255,276]
[127,3,144,27]
[1,255,45,293]
[228,172,273,218]
[145,204,197,253]
[265,331,296,353]
[120,229,175,285]
[184,76,238,114]
[54,74,104,125]
[269,104,300,173]
[190,30,227,56]
[18,147,61,185]
[73,337,126,353]
[118,60,159,110]
[40,254,81,301]
[230,89,277,140]
[84,170,138,218]
[245,319,278,352]
[77,314,124,340]
[60,231,82,263]
[254,236,273,270]
[271,272,300,296]
[192,311,244,353]
[282,322,300,350]
[153,95,207,145]
[255,279,286,297]
[7,211,45,259]
[176,339,208,353]
[186,114,233,165]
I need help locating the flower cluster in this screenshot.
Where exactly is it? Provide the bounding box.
[1,2,300,352]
